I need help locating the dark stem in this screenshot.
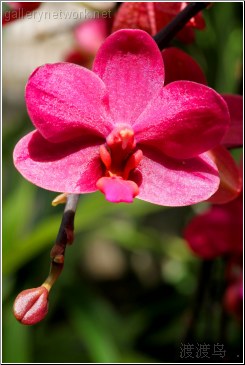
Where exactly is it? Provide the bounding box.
[184,259,214,341]
[46,194,80,287]
[153,2,210,50]
[36,194,80,293]
[50,194,80,262]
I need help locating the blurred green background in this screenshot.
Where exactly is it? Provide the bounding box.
[2,2,243,363]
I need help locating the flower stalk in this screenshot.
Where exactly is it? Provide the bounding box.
[13,194,79,324]
[153,2,211,50]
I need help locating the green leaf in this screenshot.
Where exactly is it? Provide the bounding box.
[2,181,36,251]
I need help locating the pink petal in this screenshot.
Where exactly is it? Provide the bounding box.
[13,131,103,193]
[96,176,139,203]
[207,146,242,204]
[162,47,207,85]
[93,29,164,125]
[133,148,220,206]
[221,94,243,148]
[134,81,230,159]
[26,62,114,143]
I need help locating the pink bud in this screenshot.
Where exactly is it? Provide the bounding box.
[13,286,49,325]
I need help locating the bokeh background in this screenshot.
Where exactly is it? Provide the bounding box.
[2,2,243,363]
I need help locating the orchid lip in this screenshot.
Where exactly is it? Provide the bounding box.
[97,127,143,203]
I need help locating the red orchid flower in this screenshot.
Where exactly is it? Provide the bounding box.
[161,46,243,204]
[113,2,205,43]
[2,2,41,25]
[184,192,243,259]
[184,195,243,320]
[14,29,230,206]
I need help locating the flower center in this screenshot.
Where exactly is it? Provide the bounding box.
[96,126,143,203]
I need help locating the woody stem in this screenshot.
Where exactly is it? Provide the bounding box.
[153,2,210,50]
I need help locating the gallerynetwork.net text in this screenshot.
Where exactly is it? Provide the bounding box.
[4,9,112,22]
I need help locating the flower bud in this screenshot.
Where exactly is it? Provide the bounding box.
[13,286,49,325]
